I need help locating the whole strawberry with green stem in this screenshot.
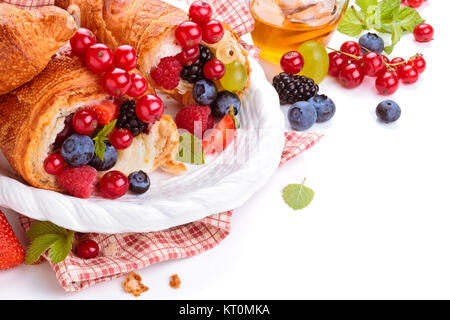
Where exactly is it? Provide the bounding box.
[0,211,25,270]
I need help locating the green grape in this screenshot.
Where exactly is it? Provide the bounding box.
[220,60,248,92]
[297,41,329,84]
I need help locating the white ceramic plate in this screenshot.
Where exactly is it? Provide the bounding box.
[0,59,285,233]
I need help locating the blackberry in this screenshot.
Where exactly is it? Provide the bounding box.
[180,45,213,83]
[272,73,319,105]
[116,100,148,137]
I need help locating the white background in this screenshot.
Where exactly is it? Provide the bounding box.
[1,0,450,299]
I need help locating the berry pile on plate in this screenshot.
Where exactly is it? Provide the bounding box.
[43,30,164,199]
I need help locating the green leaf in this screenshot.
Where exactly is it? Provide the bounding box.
[384,21,403,54]
[48,231,75,264]
[94,139,106,161]
[92,119,117,161]
[93,119,117,141]
[26,221,67,240]
[379,0,401,22]
[397,6,425,32]
[176,132,205,165]
[355,0,378,13]
[25,221,75,265]
[337,6,364,37]
[282,178,314,211]
[229,106,240,129]
[25,234,61,264]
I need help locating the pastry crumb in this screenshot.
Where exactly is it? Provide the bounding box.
[123,271,149,297]
[170,274,181,289]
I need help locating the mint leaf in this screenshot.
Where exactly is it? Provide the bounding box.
[25,221,75,265]
[338,0,425,54]
[27,221,67,240]
[176,132,205,165]
[384,22,403,54]
[92,119,117,161]
[398,6,425,32]
[356,0,378,13]
[379,0,401,22]
[282,178,314,211]
[337,6,364,37]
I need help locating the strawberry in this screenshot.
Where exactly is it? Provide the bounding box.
[0,211,25,270]
[175,105,211,138]
[57,165,98,199]
[207,114,215,130]
[90,101,119,126]
[202,113,236,155]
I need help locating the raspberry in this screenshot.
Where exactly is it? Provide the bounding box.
[150,57,183,90]
[207,114,215,130]
[175,105,211,137]
[57,165,98,199]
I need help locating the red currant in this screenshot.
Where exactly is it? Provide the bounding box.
[113,45,137,71]
[406,0,423,8]
[202,20,224,44]
[77,239,99,259]
[44,154,65,175]
[338,63,365,89]
[72,109,98,135]
[414,23,434,42]
[189,1,213,24]
[109,128,133,150]
[376,71,399,95]
[70,28,97,56]
[127,73,148,98]
[135,94,164,123]
[407,55,426,73]
[340,41,361,57]
[390,57,406,71]
[361,52,385,77]
[399,65,419,85]
[102,68,131,97]
[280,51,304,75]
[328,52,348,77]
[176,46,200,66]
[85,44,113,74]
[203,59,225,80]
[99,171,130,199]
[175,21,202,48]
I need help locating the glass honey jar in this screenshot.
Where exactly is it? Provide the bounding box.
[250,0,349,64]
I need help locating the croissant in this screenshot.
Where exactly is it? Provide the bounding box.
[0,45,185,193]
[0,3,77,95]
[55,0,251,104]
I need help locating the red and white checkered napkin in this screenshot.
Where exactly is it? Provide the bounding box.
[19,132,321,292]
[4,0,321,291]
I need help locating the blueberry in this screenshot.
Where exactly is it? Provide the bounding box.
[89,143,118,171]
[210,90,241,119]
[308,94,336,123]
[192,79,218,105]
[61,134,95,167]
[128,170,151,194]
[288,101,317,131]
[359,32,384,54]
[376,100,401,123]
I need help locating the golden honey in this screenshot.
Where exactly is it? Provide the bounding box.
[250,0,349,64]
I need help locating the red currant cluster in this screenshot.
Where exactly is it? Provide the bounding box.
[328,41,426,95]
[174,1,226,81]
[70,29,148,98]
